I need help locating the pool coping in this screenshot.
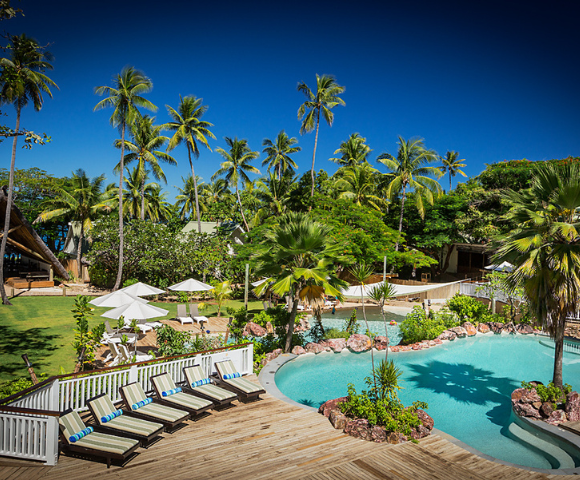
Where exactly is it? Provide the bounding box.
[258,351,580,475]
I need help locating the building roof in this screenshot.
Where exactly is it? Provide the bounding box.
[62,221,91,257]
[181,220,245,238]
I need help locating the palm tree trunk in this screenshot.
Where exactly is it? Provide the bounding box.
[310,108,320,198]
[285,291,300,352]
[113,123,125,291]
[449,173,452,192]
[140,172,145,221]
[77,222,84,281]
[395,183,407,252]
[278,161,281,181]
[553,321,565,388]
[0,105,21,305]
[236,184,250,233]
[381,300,389,361]
[360,285,376,392]
[188,145,202,234]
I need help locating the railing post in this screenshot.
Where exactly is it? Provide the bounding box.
[45,415,59,466]
[49,379,59,412]
[128,365,138,384]
[246,344,254,375]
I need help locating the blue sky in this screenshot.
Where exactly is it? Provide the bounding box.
[2,0,580,199]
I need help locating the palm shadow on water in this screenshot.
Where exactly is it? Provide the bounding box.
[405,361,520,429]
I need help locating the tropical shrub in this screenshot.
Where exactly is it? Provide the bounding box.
[71,295,104,370]
[323,328,349,340]
[521,381,572,406]
[399,306,451,344]
[155,325,192,356]
[0,373,50,400]
[446,294,488,323]
[343,309,360,335]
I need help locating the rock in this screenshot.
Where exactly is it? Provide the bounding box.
[387,431,402,444]
[318,397,348,417]
[299,317,311,331]
[400,345,412,351]
[462,322,477,336]
[419,342,430,349]
[513,402,541,418]
[540,402,554,418]
[428,340,437,347]
[344,418,372,441]
[412,344,421,350]
[515,324,534,335]
[511,388,526,403]
[502,322,516,334]
[304,342,325,354]
[326,338,347,353]
[511,387,541,404]
[347,334,372,352]
[242,321,267,337]
[433,338,443,345]
[449,326,468,338]
[532,401,542,410]
[565,392,580,421]
[265,321,274,334]
[546,409,567,425]
[437,330,457,341]
[477,323,490,334]
[329,409,348,429]
[371,425,387,443]
[265,348,282,363]
[409,424,431,440]
[416,409,434,430]
[490,322,504,334]
[374,336,389,350]
[390,346,400,353]
[291,345,306,355]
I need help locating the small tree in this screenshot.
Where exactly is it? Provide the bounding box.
[71,295,103,370]
[368,282,397,360]
[211,280,232,316]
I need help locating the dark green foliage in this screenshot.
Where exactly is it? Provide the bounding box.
[155,325,192,356]
[521,381,572,406]
[0,373,49,400]
[399,306,460,344]
[446,294,489,323]
[343,309,360,335]
[71,295,103,369]
[323,328,349,340]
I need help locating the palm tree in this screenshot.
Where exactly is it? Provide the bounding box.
[253,212,347,352]
[114,115,176,220]
[262,130,301,179]
[334,163,385,211]
[252,171,296,226]
[494,163,580,388]
[297,74,345,197]
[164,95,215,234]
[330,133,371,167]
[368,282,397,360]
[377,136,442,251]
[440,151,466,191]
[212,137,260,232]
[175,175,207,220]
[36,170,111,280]
[94,66,156,290]
[202,178,232,206]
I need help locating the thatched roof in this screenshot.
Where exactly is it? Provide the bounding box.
[0,187,69,279]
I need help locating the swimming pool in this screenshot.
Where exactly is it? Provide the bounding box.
[274,334,580,469]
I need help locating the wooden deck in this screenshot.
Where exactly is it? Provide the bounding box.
[1,380,578,480]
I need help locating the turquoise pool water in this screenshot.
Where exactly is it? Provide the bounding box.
[275,334,580,469]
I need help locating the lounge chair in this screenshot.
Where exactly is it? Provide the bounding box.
[119,382,189,431]
[59,409,139,468]
[150,372,213,419]
[189,303,209,324]
[214,360,265,403]
[183,365,238,408]
[102,320,137,344]
[106,342,123,366]
[176,304,194,325]
[87,393,164,447]
[118,344,154,363]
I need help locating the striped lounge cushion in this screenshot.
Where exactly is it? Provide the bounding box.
[225,377,264,394]
[72,431,138,455]
[193,384,237,401]
[153,373,212,411]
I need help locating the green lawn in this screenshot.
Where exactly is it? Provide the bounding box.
[0,295,264,384]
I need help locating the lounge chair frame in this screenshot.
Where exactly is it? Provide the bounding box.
[150,372,214,419]
[182,365,238,409]
[213,360,265,403]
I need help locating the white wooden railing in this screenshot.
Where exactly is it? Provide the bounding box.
[0,342,253,465]
[459,281,517,304]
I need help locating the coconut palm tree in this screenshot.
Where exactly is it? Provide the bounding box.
[36,170,111,280]
[297,74,345,197]
[94,66,156,290]
[494,162,580,388]
[262,130,301,179]
[334,163,385,211]
[0,34,58,305]
[252,171,296,226]
[175,175,207,220]
[253,212,348,352]
[164,95,215,234]
[377,136,442,251]
[114,115,176,220]
[440,151,466,191]
[202,178,233,206]
[330,133,371,167]
[212,137,260,232]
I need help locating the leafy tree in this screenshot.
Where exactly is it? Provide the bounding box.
[286,169,331,212]
[94,66,156,290]
[334,163,384,211]
[440,151,466,191]
[211,280,232,316]
[262,130,300,179]
[0,34,58,305]
[330,132,371,167]
[212,137,260,232]
[164,95,215,234]
[252,171,296,226]
[176,175,207,220]
[297,74,345,197]
[114,115,176,220]
[377,136,442,251]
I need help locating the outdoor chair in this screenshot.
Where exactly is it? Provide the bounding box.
[59,409,140,468]
[183,365,238,409]
[106,342,123,367]
[189,303,209,324]
[150,372,214,419]
[87,393,164,447]
[118,344,154,364]
[176,304,194,325]
[214,360,265,403]
[119,382,190,431]
[102,320,137,344]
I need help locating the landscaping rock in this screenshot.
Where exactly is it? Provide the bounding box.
[532,401,542,410]
[242,321,267,337]
[502,322,516,334]
[490,322,504,334]
[344,418,372,441]
[416,409,434,430]
[390,346,400,353]
[374,336,389,350]
[347,334,372,352]
[437,330,457,341]
[329,409,348,430]
[409,425,430,440]
[371,425,387,443]
[433,338,443,345]
[326,338,347,353]
[265,348,282,363]
[512,387,541,404]
[291,345,306,355]
[449,326,467,338]
[540,402,554,418]
[428,340,437,347]
[387,431,405,444]
[299,317,311,331]
[515,324,534,335]
[419,342,430,349]
[462,322,477,336]
[399,345,413,351]
[477,323,490,334]
[318,397,348,417]
[565,391,580,422]
[304,342,325,354]
[513,402,541,418]
[412,344,421,351]
[546,409,567,425]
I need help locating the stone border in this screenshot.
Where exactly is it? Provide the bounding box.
[260,342,580,475]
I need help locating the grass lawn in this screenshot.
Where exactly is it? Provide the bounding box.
[0,295,264,385]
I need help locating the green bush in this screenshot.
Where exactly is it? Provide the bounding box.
[399,306,449,344]
[521,381,572,405]
[343,309,360,335]
[323,328,349,340]
[0,373,50,400]
[446,294,489,323]
[252,310,273,328]
[155,325,193,356]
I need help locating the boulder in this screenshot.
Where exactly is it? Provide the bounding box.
[416,409,434,430]
[449,326,468,338]
[532,402,542,410]
[371,425,387,443]
[412,344,421,351]
[326,338,347,352]
[329,409,348,430]
[409,424,430,440]
[291,345,306,355]
[265,348,282,363]
[462,322,477,336]
[387,431,404,444]
[502,322,516,334]
[437,330,457,341]
[400,345,413,352]
[513,402,541,418]
[477,323,490,334]
[565,391,580,422]
[428,340,437,347]
[511,388,526,403]
[347,334,372,352]
[299,317,311,331]
[390,346,400,353]
[304,342,325,354]
[433,338,443,345]
[374,336,389,350]
[318,397,348,417]
[511,387,541,404]
[344,418,372,441]
[419,342,430,349]
[490,322,504,334]
[540,402,554,418]
[515,324,534,335]
[242,321,267,337]
[546,409,567,425]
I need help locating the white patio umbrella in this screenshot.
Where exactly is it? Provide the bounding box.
[89,291,149,308]
[484,261,514,273]
[120,282,164,296]
[168,278,213,292]
[101,300,169,324]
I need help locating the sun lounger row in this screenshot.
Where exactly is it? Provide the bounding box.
[58,361,266,468]
[176,303,209,325]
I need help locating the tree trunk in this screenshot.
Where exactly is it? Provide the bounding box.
[360,284,376,392]
[285,292,299,353]
[278,161,281,181]
[113,122,125,291]
[310,108,320,198]
[381,300,389,361]
[140,172,145,221]
[449,173,452,192]
[395,183,407,252]
[0,105,21,305]
[188,144,202,234]
[236,184,250,233]
[552,321,565,388]
[77,222,84,281]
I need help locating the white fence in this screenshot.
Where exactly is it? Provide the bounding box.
[459,281,516,304]
[0,343,253,465]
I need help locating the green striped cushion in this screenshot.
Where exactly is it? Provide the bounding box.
[193,384,236,401]
[136,403,188,422]
[105,416,163,436]
[216,360,237,379]
[59,411,87,441]
[225,377,263,394]
[151,373,176,395]
[88,395,117,424]
[162,392,212,411]
[73,431,138,455]
[120,383,147,407]
[184,366,206,385]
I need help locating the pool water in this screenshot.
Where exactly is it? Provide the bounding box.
[275,334,580,469]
